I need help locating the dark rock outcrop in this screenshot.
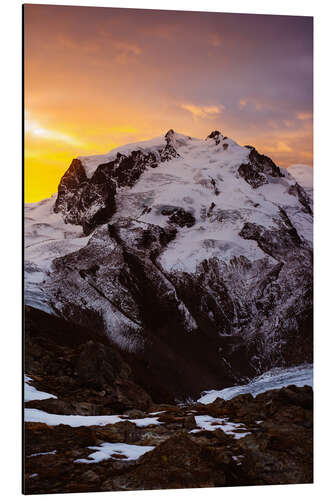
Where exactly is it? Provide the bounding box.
[206,130,224,145]
[238,146,284,188]
[288,182,313,215]
[54,158,117,235]
[113,433,226,490]
[54,131,180,235]
[161,206,196,227]
[25,305,153,412]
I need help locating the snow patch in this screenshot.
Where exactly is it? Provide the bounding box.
[75,442,154,463]
[24,408,162,428]
[191,415,250,439]
[24,375,57,403]
[198,364,313,404]
[29,450,57,457]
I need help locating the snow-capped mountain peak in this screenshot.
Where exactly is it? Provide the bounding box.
[24,129,313,396]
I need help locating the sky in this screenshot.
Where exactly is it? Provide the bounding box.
[24,4,313,202]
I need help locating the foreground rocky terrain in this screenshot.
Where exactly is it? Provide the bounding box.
[24,307,313,494]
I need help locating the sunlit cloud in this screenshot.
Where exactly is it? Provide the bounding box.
[265,141,293,153]
[254,100,271,112]
[115,41,142,56]
[181,103,224,119]
[283,120,295,128]
[238,98,273,112]
[210,33,222,47]
[297,112,313,121]
[25,117,81,146]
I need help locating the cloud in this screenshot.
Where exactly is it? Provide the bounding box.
[283,120,295,128]
[238,98,274,112]
[26,117,80,146]
[114,41,142,56]
[210,33,222,47]
[181,103,224,119]
[297,112,313,121]
[266,141,293,153]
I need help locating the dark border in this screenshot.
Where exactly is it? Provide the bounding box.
[22,3,25,494]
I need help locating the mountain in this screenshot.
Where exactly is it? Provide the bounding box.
[24,130,313,400]
[288,164,313,197]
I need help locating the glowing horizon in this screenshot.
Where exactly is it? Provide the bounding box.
[24,5,313,202]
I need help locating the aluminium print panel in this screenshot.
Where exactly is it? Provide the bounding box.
[23,3,313,494]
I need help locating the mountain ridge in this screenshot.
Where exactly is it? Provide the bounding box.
[24,129,313,399]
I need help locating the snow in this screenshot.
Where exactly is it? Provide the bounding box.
[24,375,57,402]
[198,364,313,404]
[29,450,57,457]
[24,130,313,314]
[79,135,172,179]
[288,164,313,190]
[75,442,154,463]
[111,132,312,272]
[128,417,163,427]
[24,408,162,428]
[24,195,91,312]
[191,415,250,439]
[232,455,245,465]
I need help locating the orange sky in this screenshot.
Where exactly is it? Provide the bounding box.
[24,5,313,202]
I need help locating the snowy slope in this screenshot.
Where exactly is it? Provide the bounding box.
[111,133,312,272]
[288,164,313,194]
[198,364,313,404]
[78,136,169,179]
[24,195,90,313]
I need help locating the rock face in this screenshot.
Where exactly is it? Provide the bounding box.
[24,129,313,400]
[54,130,179,235]
[239,146,284,189]
[25,306,153,412]
[54,158,117,235]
